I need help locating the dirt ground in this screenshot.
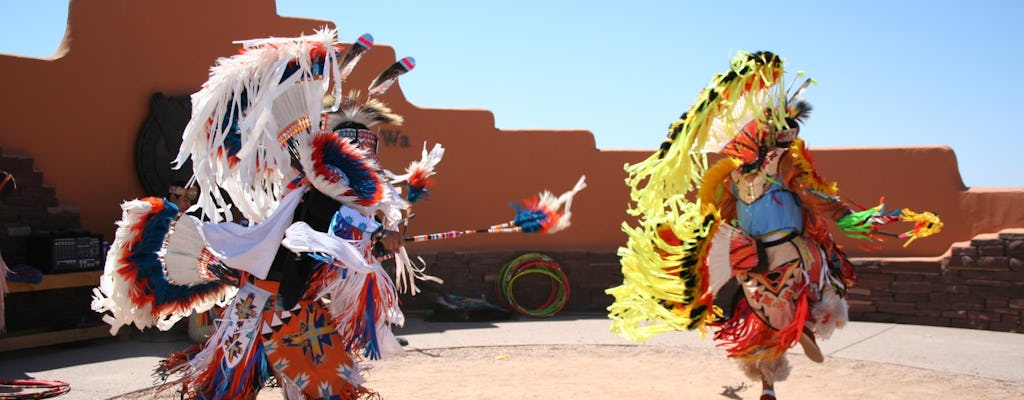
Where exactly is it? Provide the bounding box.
[117,344,1024,400]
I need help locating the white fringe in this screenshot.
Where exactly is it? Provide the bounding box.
[705,223,744,296]
[174,28,340,224]
[537,175,587,234]
[390,142,445,186]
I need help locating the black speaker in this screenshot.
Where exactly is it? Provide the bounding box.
[28,233,103,274]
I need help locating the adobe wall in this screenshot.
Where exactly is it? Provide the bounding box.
[1,1,1020,262]
[0,0,1021,333]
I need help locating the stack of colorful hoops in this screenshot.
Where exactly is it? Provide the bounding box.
[495,253,570,318]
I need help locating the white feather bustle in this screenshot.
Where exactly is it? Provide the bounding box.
[91,199,234,335]
[810,287,849,340]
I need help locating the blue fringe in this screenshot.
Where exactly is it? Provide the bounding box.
[348,277,381,360]
[125,198,224,311]
[208,340,269,400]
[512,204,547,233]
[406,186,427,203]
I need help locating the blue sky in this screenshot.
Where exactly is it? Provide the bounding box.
[2,1,1022,187]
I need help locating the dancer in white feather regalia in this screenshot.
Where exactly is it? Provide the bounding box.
[91,29,445,399]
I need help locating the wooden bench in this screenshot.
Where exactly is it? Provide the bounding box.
[1,271,113,352]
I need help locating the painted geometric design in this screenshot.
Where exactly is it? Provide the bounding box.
[264,298,365,399]
[739,260,806,329]
[234,292,260,319]
[281,302,337,366]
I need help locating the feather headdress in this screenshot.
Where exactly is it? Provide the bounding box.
[173,28,421,221]
[174,28,346,223]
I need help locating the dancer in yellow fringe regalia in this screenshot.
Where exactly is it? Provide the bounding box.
[607,51,942,400]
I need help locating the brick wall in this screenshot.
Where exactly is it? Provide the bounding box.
[849,229,1023,333]
[0,146,83,265]
[1,147,93,332]
[398,249,621,314]
[401,229,1024,333]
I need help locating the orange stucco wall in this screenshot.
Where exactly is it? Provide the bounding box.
[1,0,1021,259]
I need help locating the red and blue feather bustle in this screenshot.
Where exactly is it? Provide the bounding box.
[92,197,232,334]
[306,132,385,209]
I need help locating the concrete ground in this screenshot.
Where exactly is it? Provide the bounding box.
[0,314,1021,399]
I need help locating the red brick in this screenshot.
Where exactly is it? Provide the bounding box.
[972,286,1017,298]
[1010,299,1024,310]
[932,292,979,305]
[958,270,1023,281]
[0,158,18,171]
[941,310,968,318]
[893,293,930,303]
[970,235,1002,247]
[985,297,1009,309]
[951,245,978,257]
[950,256,976,268]
[965,280,1014,289]
[1011,258,1024,272]
[1000,230,1024,241]
[880,260,941,275]
[948,302,986,311]
[14,171,42,187]
[846,299,875,313]
[946,258,1008,271]
[978,245,1005,257]
[950,318,987,329]
[968,311,1001,321]
[891,281,932,294]
[916,301,950,312]
[935,284,970,294]
[979,256,1009,268]
[876,301,916,315]
[855,273,894,286]
[987,321,1022,333]
[847,287,871,296]
[847,292,874,302]
[1006,240,1024,258]
[850,259,882,268]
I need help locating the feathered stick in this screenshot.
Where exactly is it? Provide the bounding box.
[836,197,943,247]
[404,176,587,242]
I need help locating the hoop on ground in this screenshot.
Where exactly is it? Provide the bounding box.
[0,379,71,400]
[495,253,570,318]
